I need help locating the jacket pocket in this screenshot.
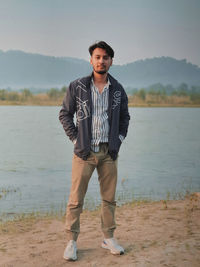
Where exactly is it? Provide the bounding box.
[117,136,122,151]
[111,136,121,153]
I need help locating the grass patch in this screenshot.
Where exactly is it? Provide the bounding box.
[0,210,65,235]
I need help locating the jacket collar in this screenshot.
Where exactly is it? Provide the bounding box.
[79,72,118,90]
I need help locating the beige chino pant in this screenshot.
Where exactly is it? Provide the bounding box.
[65,143,118,241]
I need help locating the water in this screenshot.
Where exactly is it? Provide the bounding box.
[0,106,200,219]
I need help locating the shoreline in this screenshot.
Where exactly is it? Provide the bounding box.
[0,102,200,107]
[1,193,200,266]
[0,98,200,108]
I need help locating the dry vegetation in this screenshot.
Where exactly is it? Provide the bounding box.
[0,93,63,106]
[1,86,200,107]
[1,94,199,107]
[128,94,200,107]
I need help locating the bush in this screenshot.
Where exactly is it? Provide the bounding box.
[47,88,60,99]
[190,93,200,104]
[137,89,146,100]
[61,86,68,94]
[21,89,32,98]
[0,89,6,100]
[7,92,20,101]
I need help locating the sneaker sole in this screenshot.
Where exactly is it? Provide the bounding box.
[63,255,77,261]
[101,243,124,255]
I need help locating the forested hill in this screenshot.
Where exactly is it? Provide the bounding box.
[0,50,200,89]
[112,57,200,88]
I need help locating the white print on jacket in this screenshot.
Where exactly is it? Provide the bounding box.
[75,81,90,122]
[112,91,121,109]
[76,97,90,121]
[76,80,87,92]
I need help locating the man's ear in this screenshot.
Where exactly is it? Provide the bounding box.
[110,58,113,66]
[90,57,93,65]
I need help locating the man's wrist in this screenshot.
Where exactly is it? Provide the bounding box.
[72,138,77,145]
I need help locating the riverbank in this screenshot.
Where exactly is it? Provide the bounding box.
[0,193,200,266]
[0,94,200,107]
[1,101,200,107]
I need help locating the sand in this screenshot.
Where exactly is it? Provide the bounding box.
[0,193,200,267]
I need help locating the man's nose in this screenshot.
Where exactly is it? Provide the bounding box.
[99,57,104,63]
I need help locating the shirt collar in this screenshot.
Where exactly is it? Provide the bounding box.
[91,78,111,91]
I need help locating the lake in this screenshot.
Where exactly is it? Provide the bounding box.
[0,106,200,219]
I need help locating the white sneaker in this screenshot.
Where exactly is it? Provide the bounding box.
[101,238,124,255]
[63,240,77,261]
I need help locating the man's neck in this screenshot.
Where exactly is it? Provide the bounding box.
[93,72,108,85]
[92,72,109,94]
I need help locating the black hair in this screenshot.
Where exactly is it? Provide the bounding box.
[88,41,114,58]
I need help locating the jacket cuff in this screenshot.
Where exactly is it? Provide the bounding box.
[119,135,125,142]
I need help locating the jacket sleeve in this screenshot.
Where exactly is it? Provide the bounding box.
[119,86,130,138]
[59,83,78,142]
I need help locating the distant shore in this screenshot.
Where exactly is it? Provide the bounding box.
[1,102,200,107]
[1,193,200,266]
[1,87,200,107]
[0,97,200,107]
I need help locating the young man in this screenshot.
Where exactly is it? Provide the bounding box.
[59,41,130,261]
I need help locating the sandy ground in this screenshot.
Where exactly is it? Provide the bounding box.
[0,193,200,267]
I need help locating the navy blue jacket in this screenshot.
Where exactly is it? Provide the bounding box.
[59,73,130,160]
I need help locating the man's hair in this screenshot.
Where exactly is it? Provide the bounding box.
[89,41,114,58]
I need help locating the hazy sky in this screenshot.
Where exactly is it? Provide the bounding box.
[0,0,200,66]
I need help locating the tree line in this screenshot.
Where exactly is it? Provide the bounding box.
[0,86,67,102]
[128,83,200,104]
[0,83,200,105]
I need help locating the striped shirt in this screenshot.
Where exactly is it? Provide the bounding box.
[90,79,110,152]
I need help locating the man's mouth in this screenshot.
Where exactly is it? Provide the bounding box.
[98,65,106,68]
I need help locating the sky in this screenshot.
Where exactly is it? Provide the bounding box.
[0,0,200,66]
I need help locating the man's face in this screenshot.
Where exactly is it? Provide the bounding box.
[90,48,113,75]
